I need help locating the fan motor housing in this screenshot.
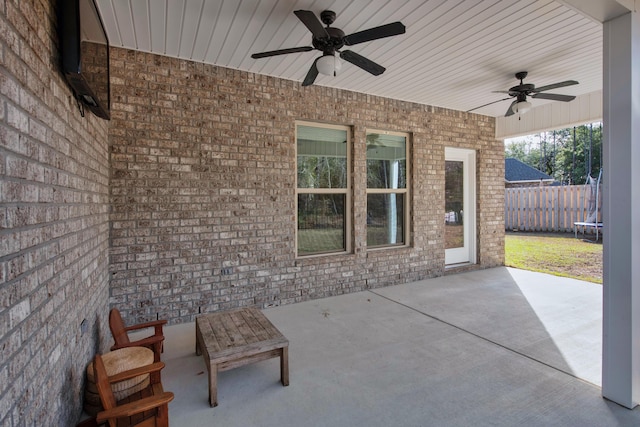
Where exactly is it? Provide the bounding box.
[509,83,535,96]
[312,27,345,53]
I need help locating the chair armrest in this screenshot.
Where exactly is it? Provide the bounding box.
[123,319,167,333]
[96,392,174,421]
[107,362,165,384]
[111,335,164,352]
[128,335,164,349]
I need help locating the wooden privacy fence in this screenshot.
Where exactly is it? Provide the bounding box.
[505,185,601,233]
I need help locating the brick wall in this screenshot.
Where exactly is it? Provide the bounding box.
[109,48,505,325]
[0,1,503,425]
[0,1,111,426]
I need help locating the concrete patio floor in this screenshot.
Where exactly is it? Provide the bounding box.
[159,267,640,426]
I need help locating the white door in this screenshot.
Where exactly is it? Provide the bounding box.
[445,148,476,265]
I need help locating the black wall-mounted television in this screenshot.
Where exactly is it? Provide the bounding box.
[58,0,110,120]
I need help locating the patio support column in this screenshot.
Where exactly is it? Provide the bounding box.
[602,10,640,409]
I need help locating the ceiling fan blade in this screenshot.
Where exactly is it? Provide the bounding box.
[505,100,517,117]
[302,59,319,86]
[294,10,329,39]
[340,50,385,75]
[533,80,579,92]
[343,22,406,46]
[532,93,576,102]
[251,46,314,59]
[467,97,512,112]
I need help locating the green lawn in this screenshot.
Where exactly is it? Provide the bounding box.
[505,232,603,284]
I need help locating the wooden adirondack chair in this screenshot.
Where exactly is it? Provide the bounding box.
[93,353,174,427]
[109,308,166,362]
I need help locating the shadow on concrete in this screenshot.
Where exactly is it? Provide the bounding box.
[160,267,640,426]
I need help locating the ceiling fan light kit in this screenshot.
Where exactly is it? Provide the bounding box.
[251,10,405,86]
[512,100,532,114]
[316,53,342,76]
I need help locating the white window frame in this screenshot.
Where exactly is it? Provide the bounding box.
[365,129,411,250]
[295,121,352,257]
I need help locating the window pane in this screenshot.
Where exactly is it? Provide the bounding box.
[366,133,406,189]
[298,125,347,188]
[298,194,345,255]
[445,160,464,249]
[367,193,404,247]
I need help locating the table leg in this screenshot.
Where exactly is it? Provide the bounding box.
[209,363,218,407]
[195,325,201,356]
[280,346,289,386]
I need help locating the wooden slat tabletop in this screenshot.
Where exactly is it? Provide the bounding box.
[197,307,288,364]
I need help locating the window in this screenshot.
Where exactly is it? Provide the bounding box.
[366,130,409,248]
[296,122,351,256]
[445,159,464,249]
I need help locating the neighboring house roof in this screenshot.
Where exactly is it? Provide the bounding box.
[505,158,554,183]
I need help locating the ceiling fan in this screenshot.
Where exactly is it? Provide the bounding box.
[469,71,579,117]
[251,10,405,86]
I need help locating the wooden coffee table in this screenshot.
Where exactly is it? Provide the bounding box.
[195,307,289,407]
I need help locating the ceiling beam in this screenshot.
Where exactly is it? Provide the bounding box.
[556,0,634,23]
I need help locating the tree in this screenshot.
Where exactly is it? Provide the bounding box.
[505,122,602,185]
[554,123,602,184]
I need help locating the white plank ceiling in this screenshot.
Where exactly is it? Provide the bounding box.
[95,0,603,118]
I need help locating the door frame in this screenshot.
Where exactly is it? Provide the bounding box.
[444,147,476,266]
